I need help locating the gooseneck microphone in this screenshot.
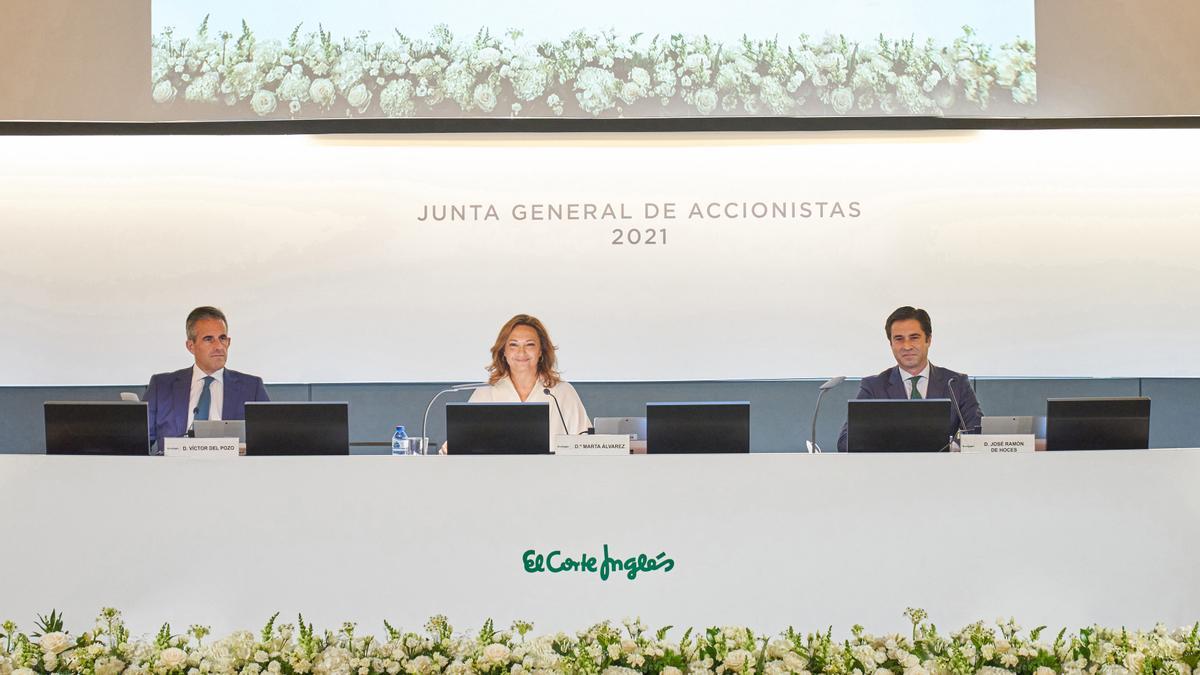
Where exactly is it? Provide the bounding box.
[420,382,490,455]
[544,387,570,436]
[946,377,969,448]
[808,376,846,453]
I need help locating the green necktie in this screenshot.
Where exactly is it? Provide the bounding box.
[909,375,923,400]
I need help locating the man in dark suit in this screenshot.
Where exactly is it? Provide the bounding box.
[837,306,982,452]
[144,306,269,453]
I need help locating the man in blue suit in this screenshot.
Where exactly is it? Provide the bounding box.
[837,306,982,452]
[144,306,269,454]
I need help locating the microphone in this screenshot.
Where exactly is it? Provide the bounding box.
[946,377,969,449]
[808,376,846,453]
[543,387,570,436]
[420,382,491,455]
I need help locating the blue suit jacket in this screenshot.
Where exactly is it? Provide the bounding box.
[837,364,983,452]
[145,367,270,453]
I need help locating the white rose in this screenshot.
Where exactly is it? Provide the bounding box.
[14,669,36,675]
[473,84,497,112]
[309,78,336,108]
[250,90,278,116]
[662,668,684,675]
[159,648,187,669]
[481,643,510,664]
[43,655,58,672]
[346,83,372,113]
[40,632,72,655]
[724,649,751,672]
[830,86,854,114]
[152,80,177,104]
[476,47,502,68]
[694,87,718,115]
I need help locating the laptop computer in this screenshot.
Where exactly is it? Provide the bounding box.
[193,419,246,442]
[592,416,647,440]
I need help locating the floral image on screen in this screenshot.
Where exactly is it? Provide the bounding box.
[150,1,1036,120]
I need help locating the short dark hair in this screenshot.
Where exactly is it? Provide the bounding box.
[885,306,932,339]
[186,306,228,340]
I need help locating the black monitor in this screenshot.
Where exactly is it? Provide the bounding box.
[646,402,750,453]
[44,401,150,455]
[1045,397,1151,451]
[846,399,953,452]
[245,402,349,456]
[445,402,550,455]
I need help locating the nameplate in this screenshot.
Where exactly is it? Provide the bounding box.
[163,437,240,458]
[960,434,1036,454]
[553,434,631,456]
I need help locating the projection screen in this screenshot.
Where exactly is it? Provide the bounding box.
[149,0,1036,120]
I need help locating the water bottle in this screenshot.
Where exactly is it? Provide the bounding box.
[391,425,409,455]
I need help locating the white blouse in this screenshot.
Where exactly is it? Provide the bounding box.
[468,377,591,441]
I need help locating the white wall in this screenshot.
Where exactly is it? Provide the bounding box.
[1,129,1197,385]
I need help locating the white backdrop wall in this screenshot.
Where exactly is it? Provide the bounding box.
[1,128,1198,386]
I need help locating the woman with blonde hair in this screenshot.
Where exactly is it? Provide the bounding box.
[468,314,590,440]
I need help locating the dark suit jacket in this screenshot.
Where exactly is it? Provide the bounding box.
[145,366,269,453]
[837,364,982,452]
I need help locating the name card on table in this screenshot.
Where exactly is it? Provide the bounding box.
[553,434,631,456]
[163,437,240,458]
[960,434,1036,454]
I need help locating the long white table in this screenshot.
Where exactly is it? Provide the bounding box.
[1,451,1197,635]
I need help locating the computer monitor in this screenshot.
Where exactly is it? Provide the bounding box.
[1045,397,1151,451]
[44,401,149,456]
[445,402,550,455]
[646,402,750,454]
[846,399,953,452]
[245,402,349,456]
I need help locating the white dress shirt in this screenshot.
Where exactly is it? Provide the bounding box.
[469,376,591,443]
[186,365,225,431]
[899,363,931,399]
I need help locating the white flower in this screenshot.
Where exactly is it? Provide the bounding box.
[694,87,718,114]
[379,79,415,117]
[724,649,752,671]
[184,72,220,102]
[277,71,311,101]
[346,83,372,113]
[662,668,684,675]
[159,647,187,669]
[475,47,502,68]
[472,83,497,112]
[152,80,177,104]
[94,656,126,675]
[250,90,278,116]
[309,78,336,108]
[830,86,854,114]
[480,643,511,664]
[574,66,619,115]
[13,669,36,675]
[252,41,283,67]
[683,53,710,72]
[40,631,72,655]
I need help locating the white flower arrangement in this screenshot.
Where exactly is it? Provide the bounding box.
[2,608,1198,675]
[150,18,1036,119]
